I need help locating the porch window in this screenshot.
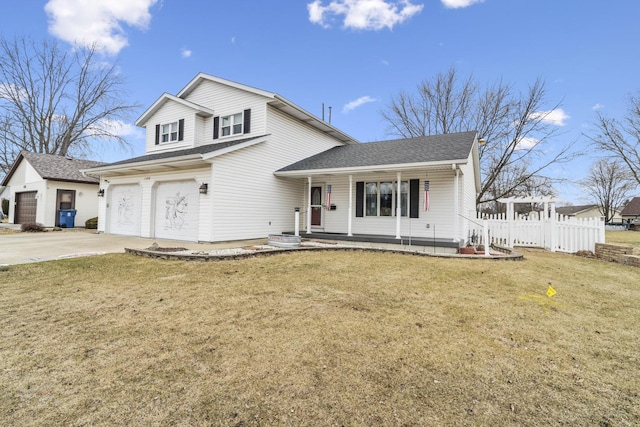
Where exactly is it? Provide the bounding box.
[366,183,377,216]
[399,181,408,217]
[380,182,393,216]
[364,181,408,217]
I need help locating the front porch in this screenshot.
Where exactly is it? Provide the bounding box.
[285,231,462,254]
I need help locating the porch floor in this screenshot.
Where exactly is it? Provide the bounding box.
[284,231,461,250]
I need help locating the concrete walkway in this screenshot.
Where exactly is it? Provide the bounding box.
[0,225,266,265]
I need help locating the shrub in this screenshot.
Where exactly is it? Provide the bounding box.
[85,217,98,229]
[1,199,8,216]
[21,222,46,232]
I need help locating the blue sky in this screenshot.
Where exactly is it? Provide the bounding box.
[2,0,639,203]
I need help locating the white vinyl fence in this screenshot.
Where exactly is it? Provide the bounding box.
[470,211,605,253]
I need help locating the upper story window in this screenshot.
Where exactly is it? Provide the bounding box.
[213,109,251,140]
[161,122,178,142]
[221,113,243,137]
[155,119,184,145]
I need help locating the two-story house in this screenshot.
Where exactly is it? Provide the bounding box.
[88,74,481,252]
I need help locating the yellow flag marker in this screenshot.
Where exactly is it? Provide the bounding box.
[546,285,556,297]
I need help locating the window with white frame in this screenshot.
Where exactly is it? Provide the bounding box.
[221,112,243,137]
[365,181,408,217]
[161,122,178,143]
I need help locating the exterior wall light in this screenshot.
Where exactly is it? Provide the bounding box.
[199,183,208,194]
[97,189,105,197]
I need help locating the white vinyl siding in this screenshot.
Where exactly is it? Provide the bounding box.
[145,102,193,153]
[205,106,343,242]
[182,79,267,141]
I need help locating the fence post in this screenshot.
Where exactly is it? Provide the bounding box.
[483,219,490,256]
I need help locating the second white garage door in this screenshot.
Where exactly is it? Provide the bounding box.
[155,181,200,241]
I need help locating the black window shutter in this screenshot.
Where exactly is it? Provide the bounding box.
[213,116,219,139]
[155,124,160,145]
[355,181,364,217]
[178,119,184,141]
[243,109,251,134]
[410,179,419,218]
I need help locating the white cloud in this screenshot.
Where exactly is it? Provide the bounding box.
[231,36,236,44]
[308,0,424,30]
[342,95,377,113]
[515,136,538,151]
[85,119,143,139]
[181,48,192,58]
[441,0,484,8]
[592,103,604,111]
[0,83,28,101]
[45,0,158,55]
[530,108,570,126]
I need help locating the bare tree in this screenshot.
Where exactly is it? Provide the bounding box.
[590,93,640,186]
[579,159,637,222]
[381,67,576,206]
[0,36,139,176]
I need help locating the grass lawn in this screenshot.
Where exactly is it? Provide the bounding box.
[1,249,639,426]
[606,230,640,247]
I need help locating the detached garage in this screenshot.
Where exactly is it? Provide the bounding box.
[1,151,105,227]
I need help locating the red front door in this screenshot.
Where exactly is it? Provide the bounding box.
[311,186,322,227]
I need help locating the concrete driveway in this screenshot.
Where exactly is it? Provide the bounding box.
[0,226,264,265]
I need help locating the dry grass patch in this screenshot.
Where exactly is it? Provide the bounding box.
[607,230,640,247]
[1,250,639,426]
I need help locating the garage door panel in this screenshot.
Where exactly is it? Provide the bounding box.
[109,184,142,236]
[155,181,199,241]
[15,191,37,224]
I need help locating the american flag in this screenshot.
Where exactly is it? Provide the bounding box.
[326,185,331,211]
[424,181,430,211]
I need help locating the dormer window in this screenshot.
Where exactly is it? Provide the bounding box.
[154,119,184,145]
[221,113,243,137]
[162,122,179,142]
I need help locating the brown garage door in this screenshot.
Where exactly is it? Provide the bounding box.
[15,191,37,224]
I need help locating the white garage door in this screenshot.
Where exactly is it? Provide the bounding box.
[109,184,142,236]
[154,181,199,241]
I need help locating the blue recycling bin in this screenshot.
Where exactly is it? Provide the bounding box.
[59,209,77,228]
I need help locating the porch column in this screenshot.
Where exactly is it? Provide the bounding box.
[307,176,312,234]
[348,175,353,236]
[396,172,401,239]
[453,166,459,241]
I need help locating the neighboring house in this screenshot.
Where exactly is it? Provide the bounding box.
[87,73,481,251]
[555,204,622,223]
[1,151,105,227]
[620,197,640,225]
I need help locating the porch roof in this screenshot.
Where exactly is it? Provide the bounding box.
[84,135,268,176]
[275,131,477,177]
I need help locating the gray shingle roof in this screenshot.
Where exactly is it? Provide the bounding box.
[12,151,106,184]
[621,197,640,216]
[98,135,266,168]
[278,131,477,172]
[556,204,598,216]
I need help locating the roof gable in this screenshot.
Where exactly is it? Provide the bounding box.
[135,93,215,127]
[2,151,106,186]
[171,73,358,145]
[277,131,478,173]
